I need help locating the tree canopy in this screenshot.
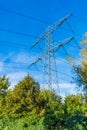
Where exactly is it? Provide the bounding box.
[0,73,87,129]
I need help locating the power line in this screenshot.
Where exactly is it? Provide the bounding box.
[0,54,74,78]
[73,39,81,50]
[66,21,75,34]
[0,62,73,79]
[0,7,84,41]
[0,40,30,49]
[4,61,29,66]
[57,1,87,34]
[58,77,72,83]
[0,12,82,51]
[52,69,73,78]
[29,60,73,78]
[65,21,81,49]
[0,40,44,54]
[0,50,73,69]
[0,8,76,41]
[0,64,28,70]
[0,8,82,50]
[0,8,81,88]
[62,46,70,56]
[31,13,72,49]
[0,39,79,53]
[0,7,50,25]
[0,27,38,38]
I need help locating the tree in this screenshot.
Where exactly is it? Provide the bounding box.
[4,75,40,119]
[40,89,64,130]
[0,75,10,119]
[0,75,10,96]
[73,33,87,92]
[64,94,84,116]
[63,94,87,130]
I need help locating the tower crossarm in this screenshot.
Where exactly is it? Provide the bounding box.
[31,13,72,49]
[29,36,74,69]
[28,57,41,68]
[48,13,72,34]
[51,37,74,52]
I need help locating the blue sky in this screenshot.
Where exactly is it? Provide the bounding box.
[0,0,86,97]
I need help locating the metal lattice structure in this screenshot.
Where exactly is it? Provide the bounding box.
[29,13,74,94]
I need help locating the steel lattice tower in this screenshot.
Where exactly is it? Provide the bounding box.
[42,26,59,92]
[29,13,74,94]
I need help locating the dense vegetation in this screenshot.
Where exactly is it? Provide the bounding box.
[0,74,87,130]
[0,34,87,130]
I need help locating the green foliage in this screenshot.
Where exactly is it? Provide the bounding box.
[0,75,10,119]
[63,94,87,130]
[64,94,84,115]
[0,74,87,129]
[0,75,10,93]
[65,115,87,130]
[40,89,64,130]
[3,75,40,119]
[73,33,87,92]
[0,116,45,130]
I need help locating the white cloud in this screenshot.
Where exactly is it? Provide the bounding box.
[7,71,27,88]
[6,70,79,99]
[40,83,76,89]
[0,52,79,98]
[40,83,78,98]
[59,83,76,89]
[59,83,80,98]
[10,52,38,65]
[56,57,68,65]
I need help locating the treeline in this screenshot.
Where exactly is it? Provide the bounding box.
[1,34,87,129]
[0,75,87,130]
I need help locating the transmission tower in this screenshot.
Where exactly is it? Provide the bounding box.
[29,13,74,94]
